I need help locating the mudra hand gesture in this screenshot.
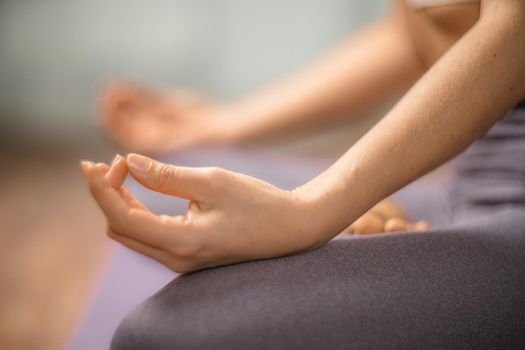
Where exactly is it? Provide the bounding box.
[81,154,321,273]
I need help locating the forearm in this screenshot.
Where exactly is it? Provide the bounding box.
[216,8,423,142]
[298,0,525,241]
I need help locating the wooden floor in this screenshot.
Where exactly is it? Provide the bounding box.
[0,152,109,349]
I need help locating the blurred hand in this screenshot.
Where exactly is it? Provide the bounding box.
[344,200,430,235]
[81,154,318,273]
[99,81,224,154]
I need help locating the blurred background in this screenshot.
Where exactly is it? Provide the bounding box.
[0,0,387,348]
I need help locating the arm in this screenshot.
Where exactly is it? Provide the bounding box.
[297,0,525,240]
[219,2,423,142]
[102,3,424,151]
[84,0,525,273]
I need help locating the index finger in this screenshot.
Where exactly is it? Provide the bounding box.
[105,154,128,189]
[82,161,184,248]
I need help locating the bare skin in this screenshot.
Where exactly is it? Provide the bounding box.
[100,82,426,234]
[100,83,220,152]
[345,201,429,235]
[84,0,525,272]
[99,0,433,233]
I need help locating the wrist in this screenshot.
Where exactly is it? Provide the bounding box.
[288,182,342,248]
[291,170,366,243]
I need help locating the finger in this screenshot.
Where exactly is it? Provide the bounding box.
[100,81,144,127]
[109,81,136,109]
[116,81,155,110]
[103,82,120,107]
[105,154,148,210]
[127,153,210,200]
[83,161,176,247]
[80,160,95,177]
[384,217,410,232]
[83,161,131,219]
[105,154,128,189]
[102,115,161,153]
[101,82,127,121]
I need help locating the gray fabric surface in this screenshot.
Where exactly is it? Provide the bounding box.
[450,100,525,222]
[111,100,525,349]
[111,208,525,350]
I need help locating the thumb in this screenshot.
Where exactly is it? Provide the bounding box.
[127,153,207,200]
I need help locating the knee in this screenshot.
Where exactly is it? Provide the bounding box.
[110,284,199,350]
[110,298,159,350]
[109,242,357,350]
[110,275,253,350]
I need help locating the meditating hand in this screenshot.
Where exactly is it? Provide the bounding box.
[81,154,322,273]
[99,82,225,153]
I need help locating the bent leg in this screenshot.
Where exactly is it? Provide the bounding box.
[112,208,525,350]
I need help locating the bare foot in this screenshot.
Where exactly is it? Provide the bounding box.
[344,199,430,235]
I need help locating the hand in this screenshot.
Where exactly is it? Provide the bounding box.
[344,200,430,235]
[99,81,225,154]
[81,154,319,273]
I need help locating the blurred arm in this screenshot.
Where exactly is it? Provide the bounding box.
[297,0,525,239]
[216,2,424,142]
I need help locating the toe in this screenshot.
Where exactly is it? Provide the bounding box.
[353,214,385,235]
[413,220,431,231]
[384,218,409,232]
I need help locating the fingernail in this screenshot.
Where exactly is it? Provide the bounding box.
[110,153,123,167]
[127,154,151,173]
[80,160,92,176]
[110,154,119,166]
